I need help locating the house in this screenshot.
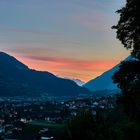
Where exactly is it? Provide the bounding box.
[41,136,53,140]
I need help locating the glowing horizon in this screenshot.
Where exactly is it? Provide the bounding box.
[3,51,127,82]
[0,0,128,82]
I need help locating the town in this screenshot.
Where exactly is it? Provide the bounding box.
[0,95,116,140]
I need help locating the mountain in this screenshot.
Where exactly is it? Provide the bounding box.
[83,65,119,92]
[0,51,91,97]
[83,56,133,92]
[71,79,85,86]
[64,78,85,86]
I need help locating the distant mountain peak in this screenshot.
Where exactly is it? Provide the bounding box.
[55,75,85,86]
[65,78,85,86]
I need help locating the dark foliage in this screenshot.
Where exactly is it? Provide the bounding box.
[112,0,140,121]
[112,0,140,59]
[57,110,106,140]
[113,60,140,120]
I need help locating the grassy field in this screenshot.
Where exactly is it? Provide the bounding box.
[19,121,64,139]
[29,120,64,128]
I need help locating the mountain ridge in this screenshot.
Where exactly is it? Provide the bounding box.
[83,56,133,92]
[0,51,91,97]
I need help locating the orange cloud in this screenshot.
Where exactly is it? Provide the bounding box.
[15,55,119,82]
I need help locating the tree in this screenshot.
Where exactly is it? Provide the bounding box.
[112,0,140,120]
[113,60,140,120]
[112,0,140,59]
[57,110,97,140]
[57,110,113,140]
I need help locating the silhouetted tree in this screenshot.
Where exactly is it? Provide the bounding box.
[112,0,140,59]
[57,110,113,140]
[113,60,140,120]
[112,0,140,121]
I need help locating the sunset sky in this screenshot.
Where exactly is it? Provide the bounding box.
[0,0,129,82]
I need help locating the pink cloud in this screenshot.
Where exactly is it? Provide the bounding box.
[71,10,111,31]
[0,27,55,36]
[22,55,118,71]
[3,47,65,59]
[12,54,119,82]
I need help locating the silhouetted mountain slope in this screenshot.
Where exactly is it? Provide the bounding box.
[0,52,90,97]
[83,65,119,92]
[83,56,133,92]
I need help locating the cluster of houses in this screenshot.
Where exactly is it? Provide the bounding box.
[61,96,115,116]
[0,96,115,139]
